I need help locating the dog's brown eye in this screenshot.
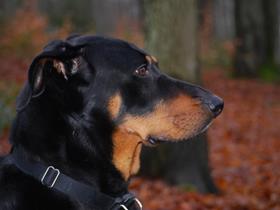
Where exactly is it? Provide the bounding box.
[134,65,149,77]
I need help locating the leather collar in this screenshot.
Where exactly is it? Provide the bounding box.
[9,147,142,210]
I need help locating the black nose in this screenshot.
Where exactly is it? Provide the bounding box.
[207,95,224,117]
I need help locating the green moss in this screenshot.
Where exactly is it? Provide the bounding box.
[178,183,197,192]
[259,62,280,82]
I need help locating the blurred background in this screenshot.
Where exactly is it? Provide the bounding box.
[0,0,279,209]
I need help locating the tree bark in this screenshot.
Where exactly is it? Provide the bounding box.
[269,0,280,67]
[234,0,266,77]
[272,1,280,64]
[0,0,22,24]
[143,0,199,82]
[141,0,218,194]
[93,0,141,36]
[234,0,280,79]
[38,0,94,31]
[213,0,235,41]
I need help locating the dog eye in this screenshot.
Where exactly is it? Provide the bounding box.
[134,65,149,77]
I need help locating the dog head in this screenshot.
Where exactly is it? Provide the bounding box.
[15,35,223,180]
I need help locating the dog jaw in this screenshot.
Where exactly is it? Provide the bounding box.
[109,94,212,179]
[118,94,212,144]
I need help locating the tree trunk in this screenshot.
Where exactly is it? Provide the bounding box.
[234,0,266,77]
[93,0,141,37]
[234,0,280,80]
[38,0,94,31]
[0,0,22,24]
[273,0,280,65]
[213,0,235,41]
[143,0,199,82]
[141,0,218,194]
[267,0,280,69]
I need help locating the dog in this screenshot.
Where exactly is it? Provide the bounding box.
[0,35,223,210]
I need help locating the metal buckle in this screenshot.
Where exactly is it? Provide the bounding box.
[119,198,142,210]
[120,204,129,210]
[41,166,60,188]
[134,198,143,209]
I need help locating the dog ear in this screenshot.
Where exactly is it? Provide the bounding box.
[16,40,85,112]
[29,57,81,96]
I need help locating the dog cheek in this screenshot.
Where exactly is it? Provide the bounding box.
[162,95,209,139]
[116,94,211,142]
[145,96,209,140]
[171,112,207,139]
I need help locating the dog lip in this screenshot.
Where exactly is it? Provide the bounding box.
[197,120,213,135]
[145,119,214,145]
[146,136,167,146]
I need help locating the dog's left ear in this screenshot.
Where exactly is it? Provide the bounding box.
[16,40,85,112]
[29,40,85,95]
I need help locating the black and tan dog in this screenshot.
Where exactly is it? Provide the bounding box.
[0,35,223,210]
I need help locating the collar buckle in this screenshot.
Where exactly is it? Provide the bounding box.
[120,204,129,210]
[117,197,143,210]
[134,198,143,209]
[41,166,60,188]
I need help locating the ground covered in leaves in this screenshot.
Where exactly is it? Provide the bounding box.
[129,70,280,210]
[0,58,279,210]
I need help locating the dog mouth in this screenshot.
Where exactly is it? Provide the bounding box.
[144,118,213,146]
[198,120,213,135]
[146,136,168,146]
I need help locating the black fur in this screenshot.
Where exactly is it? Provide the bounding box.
[0,35,223,210]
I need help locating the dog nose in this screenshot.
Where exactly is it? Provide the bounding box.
[207,95,224,117]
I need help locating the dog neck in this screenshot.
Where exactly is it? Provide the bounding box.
[11,106,129,197]
[112,128,143,180]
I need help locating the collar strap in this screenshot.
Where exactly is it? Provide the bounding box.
[10,147,142,210]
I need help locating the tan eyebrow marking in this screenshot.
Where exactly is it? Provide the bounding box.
[151,55,158,63]
[145,55,152,65]
[145,55,158,65]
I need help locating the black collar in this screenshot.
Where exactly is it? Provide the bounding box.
[9,147,142,210]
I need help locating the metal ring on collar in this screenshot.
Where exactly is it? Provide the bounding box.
[119,198,143,210]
